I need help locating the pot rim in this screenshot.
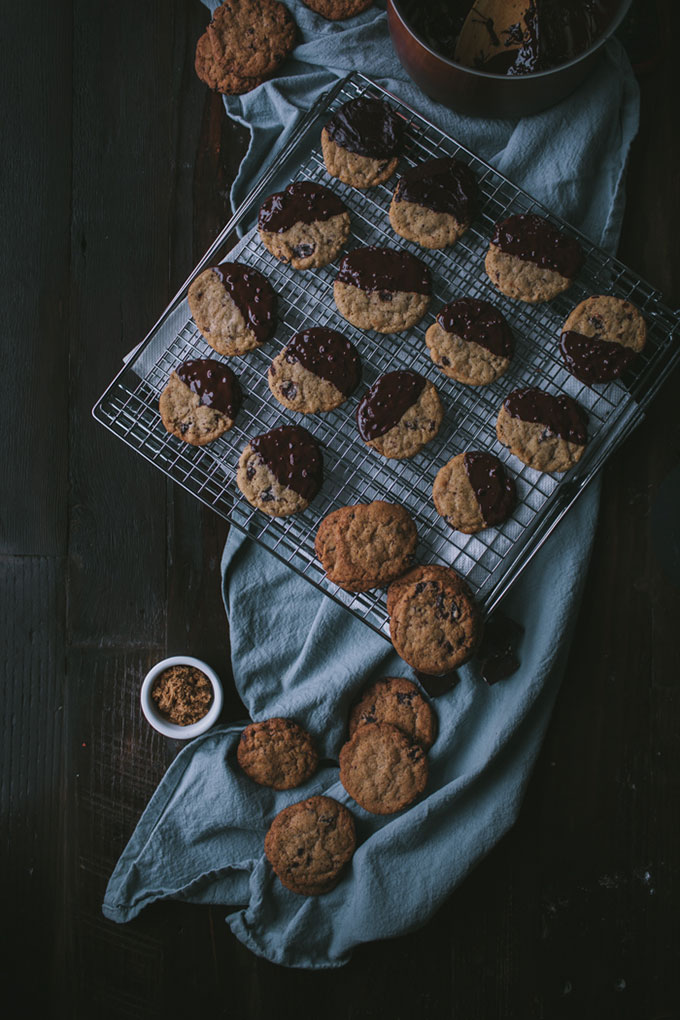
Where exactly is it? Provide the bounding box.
[388,0,633,81]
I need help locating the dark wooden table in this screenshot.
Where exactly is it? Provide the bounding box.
[3,2,679,1017]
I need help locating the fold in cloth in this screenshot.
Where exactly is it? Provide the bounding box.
[103,2,640,968]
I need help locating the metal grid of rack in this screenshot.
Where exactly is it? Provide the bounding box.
[94,72,680,640]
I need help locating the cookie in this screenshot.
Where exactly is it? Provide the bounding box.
[194,29,266,94]
[559,294,646,385]
[258,181,350,270]
[314,500,417,591]
[237,717,318,789]
[207,0,296,81]
[268,327,361,413]
[188,263,277,357]
[159,358,242,446]
[264,795,356,896]
[302,0,373,18]
[425,298,514,386]
[485,213,584,303]
[339,722,428,815]
[389,156,479,249]
[357,370,443,459]
[334,247,431,333]
[348,677,437,750]
[432,451,516,533]
[496,387,588,473]
[387,564,481,675]
[236,424,323,516]
[321,96,404,189]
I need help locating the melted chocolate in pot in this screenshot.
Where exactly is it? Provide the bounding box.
[176,358,241,419]
[258,181,347,233]
[337,247,431,296]
[284,328,361,397]
[250,425,323,501]
[438,298,514,359]
[491,213,584,279]
[325,97,405,160]
[357,370,427,441]
[211,262,276,343]
[560,331,636,385]
[504,387,588,445]
[394,157,479,222]
[463,451,516,527]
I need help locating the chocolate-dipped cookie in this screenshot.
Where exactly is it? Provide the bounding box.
[496,386,588,473]
[159,358,242,446]
[236,424,323,516]
[559,294,646,385]
[321,96,404,189]
[389,156,479,249]
[485,213,584,303]
[356,370,443,459]
[258,180,350,269]
[268,327,361,413]
[425,297,514,385]
[432,451,516,533]
[334,246,431,333]
[188,262,277,356]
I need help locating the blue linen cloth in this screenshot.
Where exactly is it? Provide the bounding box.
[102,2,640,967]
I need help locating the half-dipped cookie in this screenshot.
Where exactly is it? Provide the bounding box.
[357,370,443,459]
[386,564,481,675]
[559,294,646,385]
[321,96,405,189]
[485,213,584,303]
[496,386,588,473]
[389,156,479,249]
[159,358,242,446]
[258,180,350,269]
[433,451,516,533]
[334,246,431,333]
[314,500,417,591]
[268,327,361,413]
[188,262,277,356]
[425,297,514,385]
[236,424,323,516]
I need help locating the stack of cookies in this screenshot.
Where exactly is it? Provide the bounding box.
[194,0,297,95]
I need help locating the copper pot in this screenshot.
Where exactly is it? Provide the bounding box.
[387,0,633,118]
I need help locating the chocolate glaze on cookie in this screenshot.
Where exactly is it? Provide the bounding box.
[463,451,515,527]
[438,298,514,359]
[559,331,636,385]
[491,214,584,279]
[394,157,478,221]
[325,97,404,159]
[211,262,277,342]
[258,181,347,233]
[337,247,431,295]
[176,358,242,418]
[504,387,588,445]
[357,370,427,441]
[250,425,323,500]
[284,327,361,396]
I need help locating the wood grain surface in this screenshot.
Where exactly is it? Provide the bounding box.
[2,2,678,1017]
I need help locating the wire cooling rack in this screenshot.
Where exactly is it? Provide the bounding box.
[94,72,680,641]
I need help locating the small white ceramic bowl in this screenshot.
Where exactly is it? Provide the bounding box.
[140,655,224,739]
